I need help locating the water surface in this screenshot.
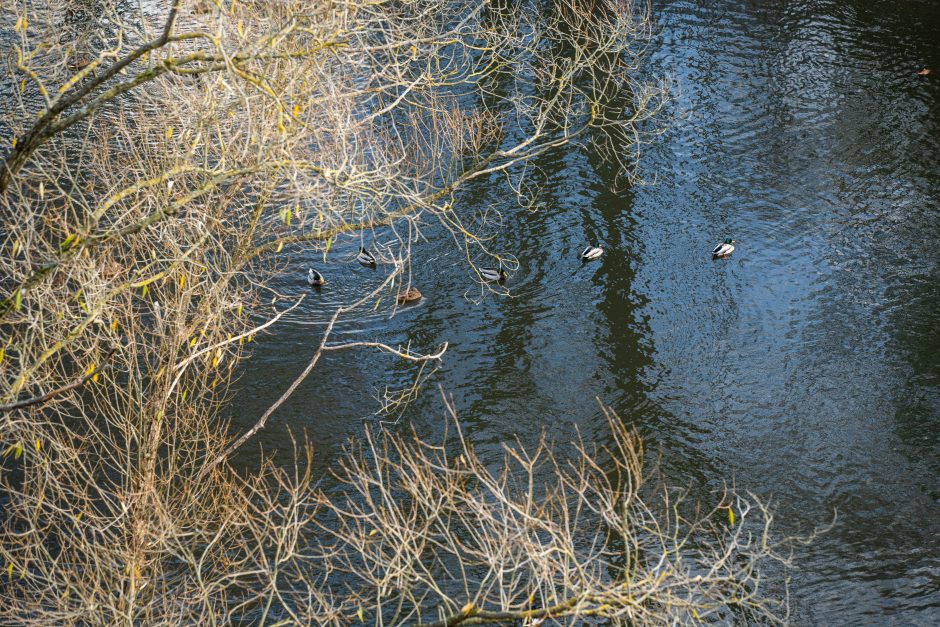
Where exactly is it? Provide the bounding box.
[235,0,940,621]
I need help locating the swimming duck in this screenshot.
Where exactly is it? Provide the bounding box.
[581,244,604,261]
[480,265,508,283]
[357,246,376,267]
[396,287,423,304]
[712,238,735,257]
[307,268,325,287]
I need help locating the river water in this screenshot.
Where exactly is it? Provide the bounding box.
[233,0,940,621]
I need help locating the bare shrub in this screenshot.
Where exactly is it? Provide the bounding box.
[0,0,801,625]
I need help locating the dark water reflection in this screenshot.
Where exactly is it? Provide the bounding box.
[234,0,940,620]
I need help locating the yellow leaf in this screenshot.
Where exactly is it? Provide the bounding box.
[237,303,243,316]
[141,285,148,298]
[14,444,23,460]
[165,126,174,140]
[155,365,165,378]
[275,241,283,253]
[292,104,300,117]
[92,373,99,383]
[190,337,198,348]
[34,439,41,452]
[76,512,83,521]
[179,274,185,289]
[247,334,253,343]
[237,21,244,36]
[368,528,377,537]
[182,390,188,402]
[14,289,22,311]
[211,377,219,389]
[461,602,474,615]
[6,563,12,579]
[325,237,332,253]
[373,298,381,311]
[357,606,364,622]
[728,507,735,527]
[20,79,25,94]
[12,239,20,257]
[410,44,417,59]
[84,363,96,376]
[111,319,118,331]
[239,336,244,345]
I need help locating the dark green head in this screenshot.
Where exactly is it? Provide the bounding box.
[724,238,734,245]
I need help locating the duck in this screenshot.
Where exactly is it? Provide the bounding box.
[580,244,604,261]
[357,246,376,267]
[396,287,423,304]
[307,268,325,287]
[480,265,508,283]
[712,238,735,257]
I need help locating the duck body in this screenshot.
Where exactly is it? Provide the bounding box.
[480,266,508,283]
[307,268,325,287]
[397,287,423,304]
[357,246,376,267]
[581,244,604,261]
[712,238,735,257]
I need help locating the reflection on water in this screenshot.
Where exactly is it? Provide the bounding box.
[233,0,940,620]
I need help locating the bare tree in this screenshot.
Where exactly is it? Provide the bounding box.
[0,0,801,625]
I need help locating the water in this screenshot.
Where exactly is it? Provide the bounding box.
[233,0,940,621]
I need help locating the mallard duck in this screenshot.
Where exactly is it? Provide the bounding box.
[581,244,604,261]
[396,287,423,304]
[480,265,508,283]
[712,238,735,257]
[307,268,325,287]
[357,246,376,267]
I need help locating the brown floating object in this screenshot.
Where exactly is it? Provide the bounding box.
[396,287,422,304]
[917,68,931,76]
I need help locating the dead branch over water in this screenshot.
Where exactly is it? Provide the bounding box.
[0,0,800,623]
